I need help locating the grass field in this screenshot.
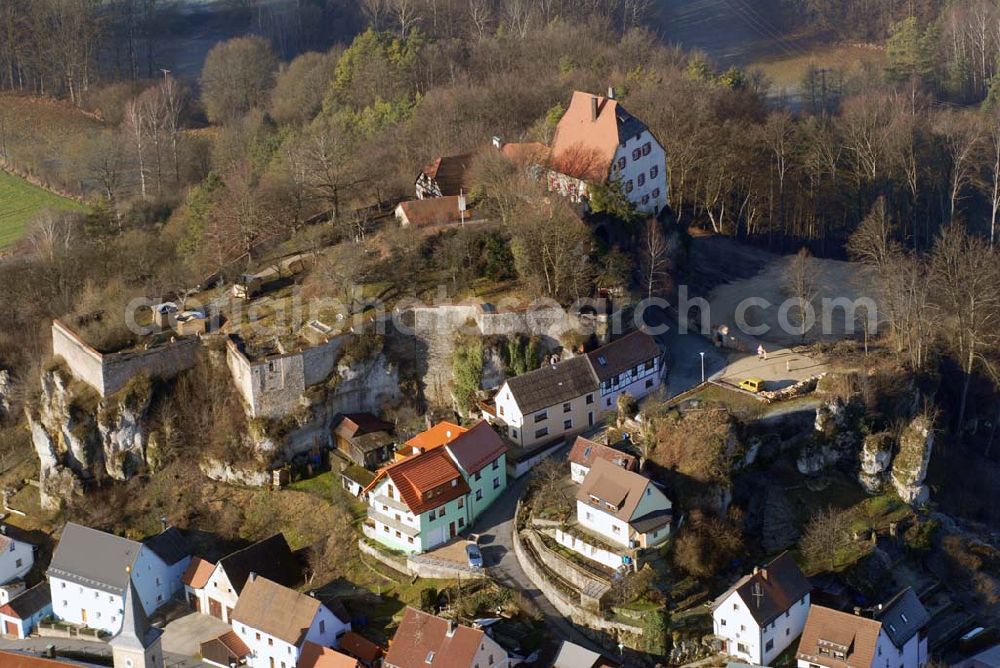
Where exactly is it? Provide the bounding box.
[0,170,84,248]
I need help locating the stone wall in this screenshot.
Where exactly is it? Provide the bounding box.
[512,506,643,639]
[226,336,345,418]
[528,529,613,595]
[52,320,199,397]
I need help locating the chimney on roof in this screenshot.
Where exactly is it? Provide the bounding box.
[0,525,7,536]
[608,86,615,100]
[248,571,256,584]
[760,568,768,581]
[492,136,503,150]
[160,516,168,532]
[590,95,599,122]
[753,566,760,575]
[447,619,457,637]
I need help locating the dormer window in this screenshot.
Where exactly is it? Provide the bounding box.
[426,650,435,663]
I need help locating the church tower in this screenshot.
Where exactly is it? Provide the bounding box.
[110,572,164,668]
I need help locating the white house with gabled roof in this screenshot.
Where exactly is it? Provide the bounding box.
[712,552,812,666]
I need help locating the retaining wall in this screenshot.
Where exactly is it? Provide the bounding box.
[525,529,611,595]
[509,440,565,479]
[357,539,486,580]
[52,320,199,397]
[512,506,643,638]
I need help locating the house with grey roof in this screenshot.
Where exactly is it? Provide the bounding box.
[552,640,621,667]
[485,330,663,450]
[46,523,190,635]
[0,582,52,639]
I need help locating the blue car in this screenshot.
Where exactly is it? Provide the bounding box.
[466,543,484,569]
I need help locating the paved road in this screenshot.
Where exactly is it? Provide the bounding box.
[0,635,207,667]
[639,304,726,395]
[471,448,613,659]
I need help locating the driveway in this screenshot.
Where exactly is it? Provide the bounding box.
[161,609,233,657]
[639,304,726,396]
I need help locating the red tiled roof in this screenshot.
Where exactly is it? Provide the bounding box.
[181,557,215,589]
[501,141,550,165]
[445,421,507,475]
[395,196,470,227]
[568,437,638,472]
[298,641,360,668]
[365,449,470,515]
[339,631,382,663]
[384,607,485,668]
[0,651,77,667]
[550,92,621,181]
[216,630,251,657]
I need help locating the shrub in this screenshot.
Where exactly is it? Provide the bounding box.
[419,587,438,612]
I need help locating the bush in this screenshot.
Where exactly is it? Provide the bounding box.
[419,587,438,612]
[672,516,744,579]
[904,519,939,552]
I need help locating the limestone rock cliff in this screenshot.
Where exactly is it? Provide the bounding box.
[28,366,153,509]
[891,414,935,505]
[859,432,894,493]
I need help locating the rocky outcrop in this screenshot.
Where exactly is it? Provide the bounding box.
[891,414,935,505]
[798,398,862,475]
[859,432,894,493]
[29,366,154,509]
[200,459,270,487]
[0,369,11,419]
[796,439,844,475]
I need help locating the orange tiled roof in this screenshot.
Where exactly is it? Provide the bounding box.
[364,448,470,515]
[181,557,215,589]
[299,641,360,668]
[404,422,466,453]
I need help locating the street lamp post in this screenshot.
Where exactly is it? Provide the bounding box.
[699,351,706,384]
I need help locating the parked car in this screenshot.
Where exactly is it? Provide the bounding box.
[739,378,764,393]
[466,543,484,569]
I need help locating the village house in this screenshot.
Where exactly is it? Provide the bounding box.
[46,523,190,635]
[0,525,34,588]
[712,552,812,667]
[383,606,509,668]
[546,90,668,216]
[182,533,302,624]
[363,421,507,554]
[586,330,664,412]
[231,574,351,668]
[576,458,672,549]
[797,588,930,668]
[568,436,638,484]
[0,582,51,639]
[487,330,663,450]
[416,154,473,199]
[333,413,395,470]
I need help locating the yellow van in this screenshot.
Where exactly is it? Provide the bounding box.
[739,378,765,393]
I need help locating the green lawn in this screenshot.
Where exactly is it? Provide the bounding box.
[0,170,84,247]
